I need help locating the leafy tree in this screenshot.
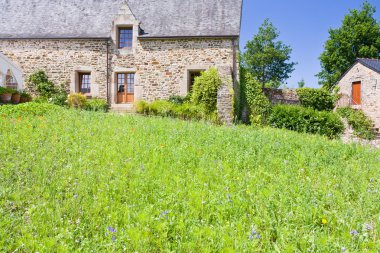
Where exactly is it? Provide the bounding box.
[298,79,305,88]
[318,1,380,89]
[242,19,296,88]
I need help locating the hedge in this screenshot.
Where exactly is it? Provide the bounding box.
[269,105,344,139]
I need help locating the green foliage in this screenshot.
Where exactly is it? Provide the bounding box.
[297,88,337,111]
[242,19,296,88]
[67,93,87,109]
[269,105,344,138]
[0,87,17,95]
[85,98,109,112]
[298,79,305,88]
[191,67,222,114]
[26,70,68,106]
[337,107,375,140]
[1,106,380,252]
[318,2,380,89]
[167,95,191,105]
[240,69,271,126]
[136,100,218,123]
[0,102,62,118]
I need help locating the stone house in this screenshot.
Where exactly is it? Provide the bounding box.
[336,58,380,128]
[0,0,242,122]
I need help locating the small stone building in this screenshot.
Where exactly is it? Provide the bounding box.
[0,0,242,122]
[336,58,380,128]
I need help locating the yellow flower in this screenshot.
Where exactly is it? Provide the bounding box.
[322,218,328,225]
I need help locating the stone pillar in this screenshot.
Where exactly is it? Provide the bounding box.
[217,66,234,124]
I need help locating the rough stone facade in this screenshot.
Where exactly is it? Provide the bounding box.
[336,62,380,128]
[0,37,237,122]
[263,88,300,105]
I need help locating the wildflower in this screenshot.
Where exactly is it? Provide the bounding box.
[112,235,116,242]
[108,226,116,233]
[160,210,169,219]
[370,178,374,182]
[341,247,347,252]
[74,194,78,199]
[365,223,374,231]
[322,218,328,225]
[350,230,359,236]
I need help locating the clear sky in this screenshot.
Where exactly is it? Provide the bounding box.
[240,0,380,88]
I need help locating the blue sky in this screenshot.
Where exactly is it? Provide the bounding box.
[240,0,380,88]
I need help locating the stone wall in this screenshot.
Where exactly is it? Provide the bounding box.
[263,88,299,105]
[0,37,236,123]
[337,63,380,128]
[0,39,109,98]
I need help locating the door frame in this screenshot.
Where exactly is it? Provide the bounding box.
[116,72,135,104]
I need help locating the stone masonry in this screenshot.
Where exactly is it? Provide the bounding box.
[0,37,237,123]
[336,62,380,128]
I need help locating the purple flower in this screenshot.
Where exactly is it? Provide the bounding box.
[256,234,261,239]
[350,230,359,236]
[108,226,116,233]
[365,224,374,231]
[112,235,116,242]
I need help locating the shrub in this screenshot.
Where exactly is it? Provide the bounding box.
[85,98,109,112]
[241,70,272,126]
[26,70,68,106]
[191,67,222,114]
[68,93,87,109]
[296,88,337,111]
[269,105,344,139]
[149,100,175,117]
[0,87,17,95]
[168,95,190,105]
[135,100,150,114]
[135,100,219,123]
[0,102,61,118]
[337,107,375,140]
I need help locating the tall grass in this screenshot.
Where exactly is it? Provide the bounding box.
[0,105,379,252]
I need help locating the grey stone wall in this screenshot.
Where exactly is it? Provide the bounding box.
[336,63,380,128]
[263,88,300,105]
[0,37,236,123]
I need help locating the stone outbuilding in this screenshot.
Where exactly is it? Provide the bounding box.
[336,58,380,128]
[0,0,243,123]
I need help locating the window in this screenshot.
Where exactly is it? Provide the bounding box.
[188,70,202,91]
[78,73,91,94]
[118,28,133,49]
[5,69,18,89]
[117,73,135,93]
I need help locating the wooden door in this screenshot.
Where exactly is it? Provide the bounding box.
[352,81,361,105]
[117,73,135,104]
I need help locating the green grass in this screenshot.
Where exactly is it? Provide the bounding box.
[1,104,380,252]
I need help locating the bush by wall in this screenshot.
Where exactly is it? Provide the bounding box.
[296,88,336,111]
[68,93,87,109]
[269,105,344,139]
[337,107,375,140]
[85,98,109,112]
[26,70,67,106]
[191,67,222,114]
[239,68,271,126]
[135,100,218,123]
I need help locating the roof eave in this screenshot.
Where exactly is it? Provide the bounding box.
[137,35,239,40]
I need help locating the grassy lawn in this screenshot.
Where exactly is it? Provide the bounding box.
[1,104,380,252]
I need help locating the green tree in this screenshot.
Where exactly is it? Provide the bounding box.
[242,19,296,88]
[298,79,305,88]
[318,1,380,89]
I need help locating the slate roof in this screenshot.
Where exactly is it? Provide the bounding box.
[0,0,243,39]
[357,58,380,74]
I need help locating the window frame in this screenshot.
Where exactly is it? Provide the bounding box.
[117,73,135,94]
[118,27,133,49]
[78,72,91,94]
